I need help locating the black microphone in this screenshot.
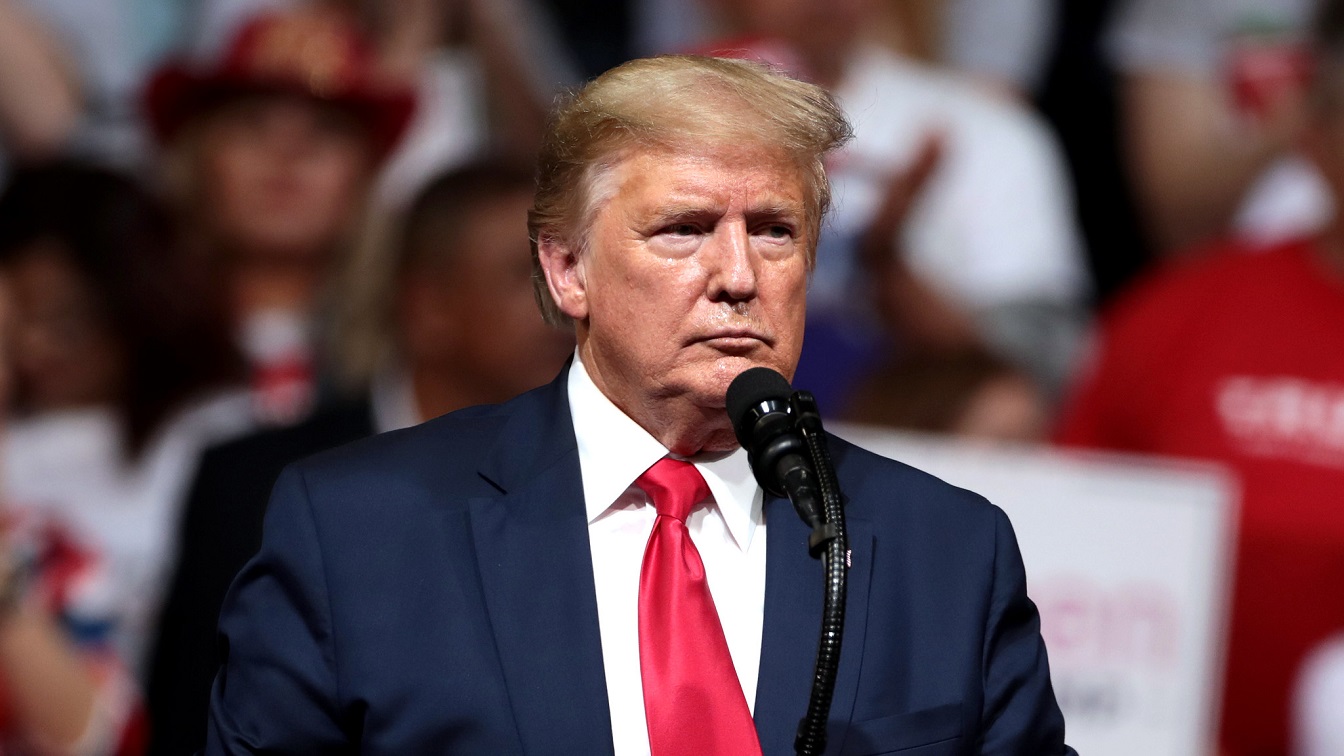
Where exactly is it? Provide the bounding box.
[726,367,825,532]
[730,370,847,756]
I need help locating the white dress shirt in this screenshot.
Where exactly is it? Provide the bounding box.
[568,353,767,756]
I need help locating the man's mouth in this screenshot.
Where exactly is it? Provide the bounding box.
[692,329,772,352]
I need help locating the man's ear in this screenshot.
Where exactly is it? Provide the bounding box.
[537,236,589,321]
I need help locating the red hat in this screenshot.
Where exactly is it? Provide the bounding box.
[144,9,416,159]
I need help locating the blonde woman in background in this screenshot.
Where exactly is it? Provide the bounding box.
[144,5,414,426]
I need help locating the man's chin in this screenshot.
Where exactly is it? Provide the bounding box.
[682,355,798,408]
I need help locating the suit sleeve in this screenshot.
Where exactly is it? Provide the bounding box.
[203,465,352,754]
[979,506,1077,755]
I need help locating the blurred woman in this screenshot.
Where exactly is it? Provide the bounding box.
[0,264,147,755]
[144,6,415,424]
[0,161,248,679]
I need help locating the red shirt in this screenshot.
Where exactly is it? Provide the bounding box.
[1057,237,1344,756]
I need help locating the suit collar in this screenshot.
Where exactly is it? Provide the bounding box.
[477,361,579,494]
[467,364,616,754]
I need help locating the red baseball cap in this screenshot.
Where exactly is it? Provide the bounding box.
[144,9,416,159]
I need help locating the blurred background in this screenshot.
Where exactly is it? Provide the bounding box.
[0,0,1340,753]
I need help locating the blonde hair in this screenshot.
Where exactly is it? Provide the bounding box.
[527,55,853,326]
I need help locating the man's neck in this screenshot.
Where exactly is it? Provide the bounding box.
[577,348,737,456]
[600,390,739,457]
[644,404,740,457]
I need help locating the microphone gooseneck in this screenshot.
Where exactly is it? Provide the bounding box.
[726,367,849,756]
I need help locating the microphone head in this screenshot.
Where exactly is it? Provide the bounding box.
[726,367,793,447]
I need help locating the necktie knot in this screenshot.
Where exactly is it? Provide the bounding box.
[636,457,709,522]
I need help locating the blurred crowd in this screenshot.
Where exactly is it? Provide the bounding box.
[0,0,1341,754]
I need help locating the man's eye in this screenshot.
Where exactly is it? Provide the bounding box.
[666,223,699,236]
[761,224,793,239]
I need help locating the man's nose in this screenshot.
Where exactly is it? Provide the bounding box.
[705,221,759,303]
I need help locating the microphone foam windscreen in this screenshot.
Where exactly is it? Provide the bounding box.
[726,367,793,445]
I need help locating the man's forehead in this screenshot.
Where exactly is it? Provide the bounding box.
[610,145,810,208]
[622,139,803,171]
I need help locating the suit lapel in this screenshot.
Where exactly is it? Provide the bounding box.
[755,495,874,756]
[468,371,616,755]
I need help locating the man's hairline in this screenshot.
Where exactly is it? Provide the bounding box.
[560,140,826,263]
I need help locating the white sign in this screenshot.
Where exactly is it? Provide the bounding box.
[836,426,1237,756]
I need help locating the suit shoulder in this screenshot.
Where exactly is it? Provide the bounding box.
[291,401,510,492]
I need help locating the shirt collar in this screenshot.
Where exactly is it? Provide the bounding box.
[567,350,762,551]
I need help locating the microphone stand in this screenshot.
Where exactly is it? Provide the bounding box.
[788,391,848,756]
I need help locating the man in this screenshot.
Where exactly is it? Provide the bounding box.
[147,160,572,755]
[1058,2,1344,753]
[206,55,1072,755]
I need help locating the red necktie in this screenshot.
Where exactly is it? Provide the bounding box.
[636,458,763,756]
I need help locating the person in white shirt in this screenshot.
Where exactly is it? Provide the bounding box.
[0,162,249,679]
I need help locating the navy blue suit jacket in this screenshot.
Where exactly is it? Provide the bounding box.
[205,370,1074,755]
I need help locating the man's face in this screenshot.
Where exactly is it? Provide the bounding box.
[551,143,811,442]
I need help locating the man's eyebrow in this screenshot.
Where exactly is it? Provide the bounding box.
[645,204,723,225]
[647,197,801,215]
[642,198,805,225]
[746,203,803,219]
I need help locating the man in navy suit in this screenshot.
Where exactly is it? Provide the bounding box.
[205,55,1074,755]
